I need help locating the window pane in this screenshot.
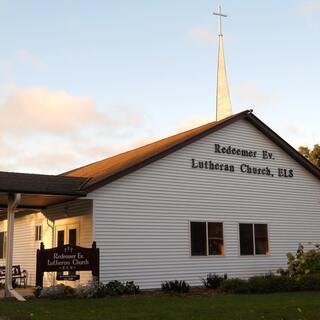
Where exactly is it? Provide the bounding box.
[208,223,223,255]
[190,222,206,256]
[208,222,223,238]
[208,239,224,255]
[35,225,42,241]
[0,232,4,259]
[69,229,77,246]
[239,224,254,255]
[255,224,269,255]
[57,230,65,247]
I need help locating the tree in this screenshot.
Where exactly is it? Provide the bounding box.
[299,144,320,168]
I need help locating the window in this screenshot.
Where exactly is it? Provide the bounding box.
[239,223,269,255]
[35,225,42,241]
[0,232,7,259]
[190,222,224,256]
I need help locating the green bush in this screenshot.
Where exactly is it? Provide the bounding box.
[220,275,300,294]
[161,280,190,293]
[298,274,320,291]
[219,278,249,294]
[202,273,226,289]
[40,284,75,299]
[248,275,298,293]
[105,280,140,296]
[124,281,140,294]
[287,243,320,276]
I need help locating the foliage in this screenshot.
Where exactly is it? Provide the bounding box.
[75,280,107,298]
[36,279,140,299]
[247,275,298,293]
[161,280,190,293]
[124,281,140,295]
[104,280,140,296]
[33,286,42,298]
[219,273,320,294]
[298,273,320,291]
[219,278,249,294]
[286,243,320,276]
[202,273,227,289]
[299,144,320,168]
[40,284,75,299]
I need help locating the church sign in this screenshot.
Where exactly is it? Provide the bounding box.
[191,143,294,178]
[36,242,99,288]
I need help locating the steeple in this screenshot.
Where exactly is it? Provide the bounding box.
[213,6,232,121]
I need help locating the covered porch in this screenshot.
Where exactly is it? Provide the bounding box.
[0,171,92,300]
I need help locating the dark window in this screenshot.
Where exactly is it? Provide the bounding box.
[0,232,6,259]
[239,224,254,255]
[239,223,269,255]
[255,224,269,255]
[190,222,207,256]
[69,229,77,246]
[57,230,65,247]
[208,223,224,255]
[35,225,42,241]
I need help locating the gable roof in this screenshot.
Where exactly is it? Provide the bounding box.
[63,109,320,192]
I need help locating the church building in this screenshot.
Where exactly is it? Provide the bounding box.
[1,8,320,298]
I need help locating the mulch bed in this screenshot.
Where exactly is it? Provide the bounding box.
[138,287,218,298]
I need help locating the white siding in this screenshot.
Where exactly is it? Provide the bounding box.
[0,212,52,286]
[0,211,92,287]
[90,119,320,289]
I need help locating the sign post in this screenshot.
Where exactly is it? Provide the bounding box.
[36,242,99,288]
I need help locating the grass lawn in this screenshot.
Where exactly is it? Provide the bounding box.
[1,292,320,320]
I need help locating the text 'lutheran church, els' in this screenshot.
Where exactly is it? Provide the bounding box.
[0,7,320,298]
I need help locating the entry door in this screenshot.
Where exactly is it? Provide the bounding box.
[55,224,79,247]
[55,224,79,278]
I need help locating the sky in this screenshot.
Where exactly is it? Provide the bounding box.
[0,0,319,174]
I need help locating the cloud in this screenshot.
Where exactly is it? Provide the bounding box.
[0,86,147,174]
[234,84,279,109]
[189,27,214,44]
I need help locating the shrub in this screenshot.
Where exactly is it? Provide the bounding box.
[298,274,320,291]
[287,243,320,276]
[161,280,190,293]
[124,281,140,294]
[75,280,107,298]
[105,280,126,296]
[40,284,75,299]
[247,275,298,293]
[219,278,249,294]
[202,273,226,289]
[104,280,140,296]
[33,286,42,298]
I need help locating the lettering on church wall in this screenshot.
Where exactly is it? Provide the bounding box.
[191,143,294,178]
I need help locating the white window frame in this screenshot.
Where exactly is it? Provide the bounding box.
[238,223,270,256]
[189,221,224,257]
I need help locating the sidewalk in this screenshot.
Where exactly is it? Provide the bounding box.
[0,287,34,299]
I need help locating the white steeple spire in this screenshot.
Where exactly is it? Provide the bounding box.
[213,6,232,121]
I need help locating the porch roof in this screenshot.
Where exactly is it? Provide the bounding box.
[0,171,88,209]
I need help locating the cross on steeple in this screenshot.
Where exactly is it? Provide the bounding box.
[213,6,227,36]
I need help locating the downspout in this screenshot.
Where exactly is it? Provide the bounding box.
[5,193,26,301]
[46,218,56,285]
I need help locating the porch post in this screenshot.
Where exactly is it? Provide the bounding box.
[5,193,25,301]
